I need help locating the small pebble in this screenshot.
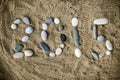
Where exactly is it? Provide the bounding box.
[72,17,78,27]
[42,23,48,30]
[97,35,105,41]
[94,18,108,25]
[49,52,56,57]
[40,42,50,52]
[75,48,82,58]
[93,25,98,39]
[21,36,29,42]
[24,50,33,57]
[106,50,111,55]
[58,25,64,31]
[91,51,99,59]
[45,17,53,24]
[25,26,34,34]
[22,16,30,25]
[13,52,24,59]
[60,44,65,48]
[13,18,21,24]
[60,34,67,42]
[11,23,17,30]
[41,31,47,41]
[54,18,60,24]
[106,40,113,50]
[14,44,24,52]
[55,47,62,56]
[99,53,105,58]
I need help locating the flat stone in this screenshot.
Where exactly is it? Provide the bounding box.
[94,18,108,25]
[97,35,105,41]
[11,23,17,30]
[21,36,29,42]
[41,31,47,41]
[39,42,50,52]
[14,44,24,52]
[24,49,33,57]
[54,18,60,24]
[60,34,67,42]
[42,23,48,30]
[58,25,64,31]
[75,48,82,58]
[93,25,98,39]
[106,40,113,50]
[49,52,56,57]
[13,18,21,24]
[60,43,65,48]
[13,52,24,59]
[92,51,99,59]
[25,26,34,34]
[45,17,53,24]
[22,16,30,25]
[55,47,62,56]
[106,50,111,55]
[72,17,78,27]
[99,53,105,58]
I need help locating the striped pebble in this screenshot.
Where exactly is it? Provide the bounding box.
[106,40,113,50]
[75,48,82,58]
[41,31,47,41]
[94,18,108,25]
[72,17,78,27]
[13,52,24,59]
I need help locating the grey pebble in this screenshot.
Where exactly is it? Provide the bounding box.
[93,25,98,39]
[14,44,24,52]
[39,42,50,52]
[58,25,64,31]
[45,17,53,24]
[97,35,105,41]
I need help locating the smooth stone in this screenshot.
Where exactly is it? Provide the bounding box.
[45,17,53,24]
[60,43,65,48]
[25,26,34,34]
[93,25,98,39]
[11,23,17,30]
[75,48,82,58]
[13,18,21,24]
[54,18,60,24]
[39,42,50,52]
[99,53,105,58]
[14,44,24,52]
[41,31,47,41]
[73,27,80,47]
[94,18,108,25]
[92,51,99,59]
[21,36,29,42]
[72,17,78,27]
[13,52,24,59]
[97,35,105,41]
[106,50,111,55]
[24,50,33,57]
[42,23,48,30]
[22,16,30,25]
[49,52,56,57]
[106,40,113,50]
[60,34,67,42]
[55,47,62,56]
[58,25,64,31]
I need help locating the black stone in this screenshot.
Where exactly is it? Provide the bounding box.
[60,34,67,42]
[40,42,50,52]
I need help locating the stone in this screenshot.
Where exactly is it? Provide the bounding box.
[42,23,48,30]
[14,44,24,52]
[11,23,17,30]
[93,25,98,39]
[41,31,47,41]
[72,17,78,27]
[97,35,105,41]
[93,18,108,25]
[54,18,60,24]
[13,52,24,59]
[60,34,67,42]
[58,25,64,31]
[21,36,29,42]
[40,42,50,52]
[45,17,53,24]
[22,16,30,25]
[92,51,99,59]
[60,43,65,48]
[24,50,33,57]
[55,47,62,56]
[49,52,56,57]
[106,40,113,50]
[25,26,34,34]
[13,18,21,24]
[99,53,105,58]
[106,50,111,55]
[75,48,82,58]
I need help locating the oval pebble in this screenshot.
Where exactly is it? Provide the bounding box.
[72,17,78,27]
[49,52,56,57]
[41,31,47,41]
[45,17,53,24]
[75,48,82,58]
[13,18,21,24]
[93,25,98,39]
[13,52,24,59]
[24,50,33,57]
[92,51,99,59]
[106,40,113,50]
[93,18,108,25]
[42,23,48,30]
[22,17,30,25]
[106,50,111,55]
[97,35,105,41]
[54,18,60,24]
[55,47,62,56]
[11,23,17,30]
[60,43,65,48]
[58,25,64,31]
[14,44,24,52]
[40,42,50,52]
[22,36,29,42]
[60,34,67,42]
[25,26,34,34]
[99,53,105,58]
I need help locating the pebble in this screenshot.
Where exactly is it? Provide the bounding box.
[106,40,113,50]
[40,42,50,52]
[91,51,99,59]
[73,27,80,47]
[45,17,53,24]
[22,16,30,25]
[13,52,24,59]
[13,18,21,24]
[14,44,24,52]
[93,25,98,39]
[55,47,62,56]
[75,48,82,58]
[60,43,65,48]
[21,36,29,42]
[25,26,34,34]
[72,17,78,27]
[41,31,47,41]
[99,53,105,58]
[58,25,64,31]
[24,50,33,57]
[49,52,56,57]
[97,35,105,41]
[93,18,108,25]
[54,18,60,24]
[11,23,17,30]
[42,23,48,30]
[60,34,67,42]
[106,50,111,55]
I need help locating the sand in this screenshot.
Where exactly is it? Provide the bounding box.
[0,0,120,80]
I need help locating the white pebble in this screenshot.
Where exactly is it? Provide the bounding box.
[106,40,113,50]
[13,18,21,24]
[25,26,34,34]
[99,53,105,58]
[24,50,33,57]
[92,52,99,59]
[13,52,24,59]
[55,47,62,56]
[72,17,78,27]
[11,23,17,30]
[54,18,60,24]
[49,52,56,57]
[94,18,108,25]
[106,50,111,55]
[41,31,47,41]
[75,48,82,58]
[22,17,30,25]
[60,44,65,48]
[21,36,29,42]
[42,23,48,30]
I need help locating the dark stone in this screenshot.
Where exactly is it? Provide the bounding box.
[60,34,67,42]
[14,44,24,52]
[40,42,50,52]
